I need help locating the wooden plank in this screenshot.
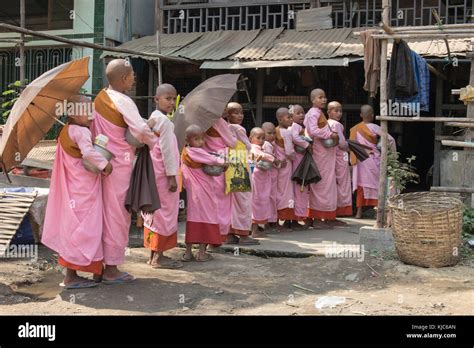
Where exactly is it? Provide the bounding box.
[431,186,474,193]
[441,140,474,148]
[376,116,473,122]
[445,122,474,128]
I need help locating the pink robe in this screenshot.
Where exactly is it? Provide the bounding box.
[42,125,108,267]
[250,143,275,223]
[203,118,237,237]
[351,122,396,200]
[304,107,337,220]
[228,124,252,234]
[328,119,353,216]
[91,88,157,265]
[264,141,278,223]
[142,110,180,241]
[182,147,225,245]
[274,126,295,220]
[290,123,310,219]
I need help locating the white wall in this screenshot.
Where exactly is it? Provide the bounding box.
[131,0,155,37]
[104,0,129,43]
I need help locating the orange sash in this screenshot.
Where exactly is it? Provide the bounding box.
[206,127,221,138]
[274,126,285,148]
[94,89,128,128]
[58,124,82,158]
[318,111,329,128]
[181,147,203,169]
[349,122,377,165]
[299,127,305,136]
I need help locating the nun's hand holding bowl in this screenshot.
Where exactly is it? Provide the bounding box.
[102,162,113,177]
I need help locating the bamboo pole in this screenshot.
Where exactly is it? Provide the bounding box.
[376,0,390,228]
[441,140,474,148]
[372,33,474,39]
[430,186,474,193]
[19,0,25,86]
[376,116,472,122]
[445,122,474,128]
[0,23,196,64]
[155,0,163,85]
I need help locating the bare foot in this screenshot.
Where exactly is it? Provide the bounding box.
[239,236,260,245]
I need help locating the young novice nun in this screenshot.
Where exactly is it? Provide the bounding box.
[304,89,340,228]
[204,112,237,242]
[91,58,157,283]
[249,127,276,238]
[350,105,396,219]
[274,107,296,231]
[327,101,352,222]
[289,104,312,228]
[261,122,281,233]
[42,95,113,289]
[142,83,182,269]
[225,102,259,245]
[181,125,228,262]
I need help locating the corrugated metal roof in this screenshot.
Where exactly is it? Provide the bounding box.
[262,28,353,60]
[232,28,284,60]
[102,27,471,63]
[173,30,261,60]
[100,32,203,60]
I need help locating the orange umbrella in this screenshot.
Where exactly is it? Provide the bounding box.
[0,56,90,172]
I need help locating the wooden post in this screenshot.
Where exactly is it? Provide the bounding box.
[147,61,154,115]
[19,0,25,86]
[433,76,443,186]
[256,68,264,126]
[155,0,163,85]
[463,41,474,207]
[47,0,53,30]
[376,0,391,228]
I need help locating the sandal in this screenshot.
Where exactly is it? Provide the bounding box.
[61,279,98,290]
[223,234,240,245]
[181,253,195,262]
[152,260,183,269]
[195,253,214,262]
[102,272,135,285]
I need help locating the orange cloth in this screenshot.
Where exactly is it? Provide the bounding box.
[349,122,377,165]
[57,124,82,158]
[252,219,268,224]
[58,256,103,275]
[206,126,221,138]
[94,89,128,128]
[336,205,353,216]
[274,126,285,148]
[278,207,296,221]
[143,227,177,252]
[181,147,203,169]
[308,208,337,220]
[317,112,329,129]
[356,186,378,208]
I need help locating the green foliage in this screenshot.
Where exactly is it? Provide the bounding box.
[463,208,474,236]
[1,80,28,124]
[387,150,419,192]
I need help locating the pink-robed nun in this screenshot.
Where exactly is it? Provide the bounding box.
[203,117,237,240]
[42,123,109,278]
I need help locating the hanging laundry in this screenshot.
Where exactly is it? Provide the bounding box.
[459,85,474,105]
[388,40,418,100]
[396,50,430,112]
[360,30,381,98]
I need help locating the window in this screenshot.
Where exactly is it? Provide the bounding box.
[0,0,74,32]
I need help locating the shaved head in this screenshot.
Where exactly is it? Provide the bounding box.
[361,104,374,117]
[276,107,289,121]
[327,101,342,112]
[106,59,133,84]
[226,102,242,113]
[261,122,275,131]
[156,83,177,97]
[185,124,203,138]
[250,127,264,138]
[310,88,325,101]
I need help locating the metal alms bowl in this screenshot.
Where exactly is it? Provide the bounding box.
[321,137,338,148]
[125,128,145,148]
[256,160,273,170]
[203,165,224,176]
[82,144,114,174]
[294,145,307,153]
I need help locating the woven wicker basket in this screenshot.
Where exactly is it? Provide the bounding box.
[387,192,463,268]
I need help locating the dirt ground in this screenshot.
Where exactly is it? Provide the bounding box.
[0,244,472,316]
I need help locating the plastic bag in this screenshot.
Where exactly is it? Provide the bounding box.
[225,140,251,193]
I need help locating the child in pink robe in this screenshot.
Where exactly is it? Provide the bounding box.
[304,89,340,228]
[142,84,181,269]
[42,96,112,289]
[91,59,157,283]
[203,116,237,241]
[182,125,228,262]
[327,101,353,222]
[289,104,312,227]
[225,102,259,245]
[261,122,280,233]
[250,127,276,238]
[274,108,296,230]
[350,105,396,219]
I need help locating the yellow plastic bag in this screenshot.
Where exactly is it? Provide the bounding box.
[225,140,251,194]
